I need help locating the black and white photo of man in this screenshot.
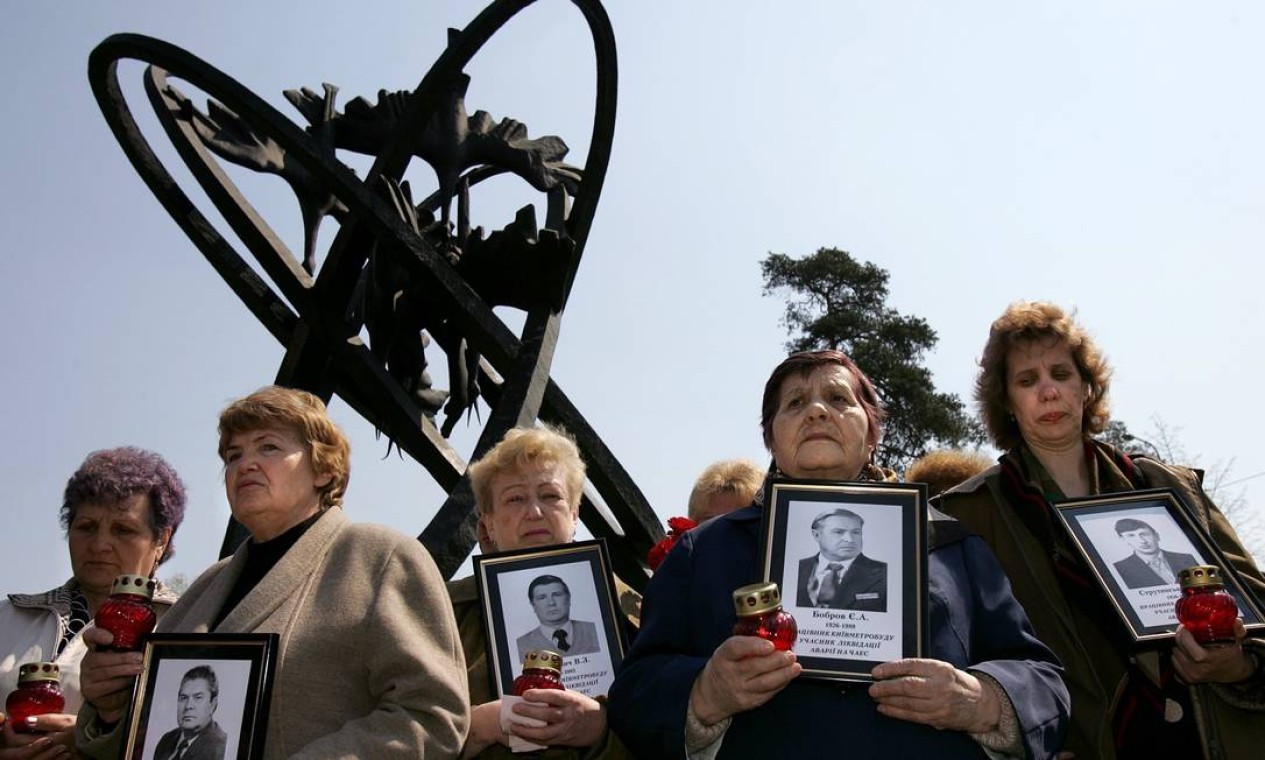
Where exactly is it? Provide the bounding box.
[151,665,228,760]
[1112,517,1199,589]
[515,574,600,662]
[796,507,888,611]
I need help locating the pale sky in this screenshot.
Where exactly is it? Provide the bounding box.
[3,0,1263,593]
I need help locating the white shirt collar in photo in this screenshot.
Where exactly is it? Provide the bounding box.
[537,620,575,642]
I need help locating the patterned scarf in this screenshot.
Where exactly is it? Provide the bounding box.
[10,579,95,656]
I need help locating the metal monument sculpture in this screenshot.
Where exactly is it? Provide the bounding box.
[87,0,661,584]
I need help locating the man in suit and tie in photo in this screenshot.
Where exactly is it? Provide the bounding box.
[1112,517,1200,589]
[515,575,600,662]
[152,665,228,760]
[796,508,887,612]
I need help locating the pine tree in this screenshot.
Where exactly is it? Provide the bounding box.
[761,247,983,470]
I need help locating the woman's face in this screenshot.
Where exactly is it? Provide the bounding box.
[223,426,330,542]
[68,493,168,597]
[770,364,872,480]
[482,461,578,552]
[1005,338,1087,452]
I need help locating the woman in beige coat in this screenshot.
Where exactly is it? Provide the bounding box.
[75,386,469,759]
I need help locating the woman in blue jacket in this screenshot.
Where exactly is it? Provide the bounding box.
[609,350,1068,759]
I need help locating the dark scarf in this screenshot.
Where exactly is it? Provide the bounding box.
[997,440,1141,595]
[999,440,1199,758]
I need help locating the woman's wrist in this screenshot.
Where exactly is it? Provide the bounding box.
[460,702,505,758]
[686,671,732,750]
[967,672,1022,755]
[1231,649,1261,683]
[93,705,122,731]
[683,701,730,751]
[967,672,1002,734]
[688,668,726,727]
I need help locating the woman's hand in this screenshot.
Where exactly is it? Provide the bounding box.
[461,691,608,757]
[510,689,606,747]
[79,626,143,724]
[689,636,801,726]
[869,659,1000,733]
[0,711,75,758]
[1174,619,1256,684]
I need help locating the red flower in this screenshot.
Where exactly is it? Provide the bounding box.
[647,516,698,571]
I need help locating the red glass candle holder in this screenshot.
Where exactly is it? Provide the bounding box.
[94,574,158,652]
[732,582,797,651]
[512,650,566,695]
[5,662,64,732]
[1176,565,1238,646]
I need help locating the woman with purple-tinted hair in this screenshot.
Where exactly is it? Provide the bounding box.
[0,447,186,758]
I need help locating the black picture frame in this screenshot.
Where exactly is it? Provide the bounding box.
[1053,488,1265,644]
[759,478,928,682]
[122,633,278,760]
[473,539,627,699]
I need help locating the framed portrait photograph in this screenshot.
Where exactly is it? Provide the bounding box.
[121,633,279,760]
[759,478,928,682]
[1054,488,1265,644]
[473,539,627,699]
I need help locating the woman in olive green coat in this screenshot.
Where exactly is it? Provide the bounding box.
[937,301,1265,760]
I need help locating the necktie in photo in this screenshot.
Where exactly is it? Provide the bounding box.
[172,737,192,760]
[553,629,571,652]
[818,562,843,606]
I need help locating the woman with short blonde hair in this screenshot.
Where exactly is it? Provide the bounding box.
[454,424,632,759]
[468,425,585,516]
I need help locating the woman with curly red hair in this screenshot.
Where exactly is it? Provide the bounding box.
[938,301,1265,758]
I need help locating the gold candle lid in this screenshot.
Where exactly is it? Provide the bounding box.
[521,650,564,673]
[17,662,60,684]
[733,582,782,617]
[110,574,157,599]
[1179,565,1225,589]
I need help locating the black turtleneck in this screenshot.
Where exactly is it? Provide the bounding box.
[212,510,326,629]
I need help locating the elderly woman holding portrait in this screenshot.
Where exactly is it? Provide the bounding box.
[75,386,468,759]
[609,350,1068,759]
[1,447,185,759]
[936,301,1265,759]
[451,425,630,760]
